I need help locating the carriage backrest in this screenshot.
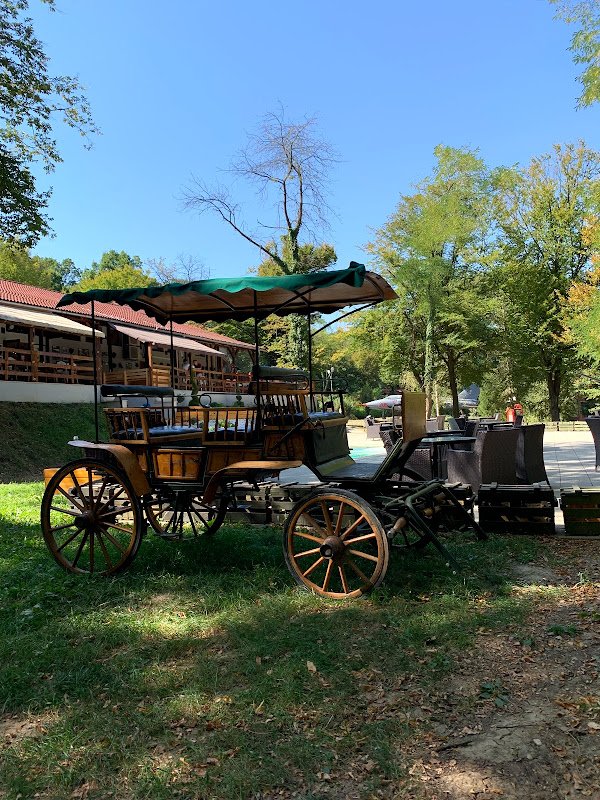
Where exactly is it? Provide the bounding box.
[401,392,427,442]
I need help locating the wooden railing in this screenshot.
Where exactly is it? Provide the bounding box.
[103,366,251,393]
[0,346,97,384]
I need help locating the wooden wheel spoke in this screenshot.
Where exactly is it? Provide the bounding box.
[344,532,377,545]
[338,564,349,594]
[320,501,334,535]
[50,505,82,518]
[292,530,324,544]
[95,530,113,570]
[302,556,325,578]
[93,476,109,511]
[56,484,85,511]
[297,511,327,539]
[71,531,89,569]
[98,528,128,553]
[98,504,133,519]
[70,472,88,508]
[322,560,334,592]
[50,521,78,534]
[334,502,346,536]
[187,511,200,537]
[339,515,366,541]
[294,546,322,558]
[89,530,95,574]
[346,557,371,585]
[56,528,84,553]
[347,548,379,563]
[105,522,135,535]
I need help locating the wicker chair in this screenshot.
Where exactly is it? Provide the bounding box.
[585,417,600,471]
[380,429,432,480]
[447,428,520,493]
[516,423,548,484]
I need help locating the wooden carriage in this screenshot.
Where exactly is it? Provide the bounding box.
[41,265,485,598]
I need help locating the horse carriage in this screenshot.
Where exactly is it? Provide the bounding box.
[41,263,485,599]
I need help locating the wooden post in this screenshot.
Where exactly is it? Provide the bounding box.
[29,326,38,382]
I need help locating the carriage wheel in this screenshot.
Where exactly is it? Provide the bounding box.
[283,489,389,599]
[144,490,226,539]
[41,459,143,576]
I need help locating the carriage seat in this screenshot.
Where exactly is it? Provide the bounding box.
[100,384,174,398]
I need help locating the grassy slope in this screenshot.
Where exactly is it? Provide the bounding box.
[0,481,549,800]
[0,403,107,483]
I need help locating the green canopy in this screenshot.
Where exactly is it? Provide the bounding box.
[57,262,397,324]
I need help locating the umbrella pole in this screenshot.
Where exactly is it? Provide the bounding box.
[254,292,261,430]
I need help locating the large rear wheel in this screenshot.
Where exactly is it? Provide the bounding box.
[283,489,389,599]
[41,459,143,575]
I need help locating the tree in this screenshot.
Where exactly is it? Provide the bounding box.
[550,0,600,107]
[0,241,78,288]
[74,250,157,291]
[0,0,97,245]
[184,109,337,367]
[492,142,600,420]
[367,145,494,415]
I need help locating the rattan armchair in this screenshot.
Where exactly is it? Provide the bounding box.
[585,417,600,471]
[380,429,432,480]
[516,424,548,484]
[446,428,520,493]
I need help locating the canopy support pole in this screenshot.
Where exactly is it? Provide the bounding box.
[170,318,175,420]
[91,299,99,443]
[254,292,261,430]
[307,300,314,412]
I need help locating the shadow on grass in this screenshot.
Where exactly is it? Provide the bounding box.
[0,493,544,800]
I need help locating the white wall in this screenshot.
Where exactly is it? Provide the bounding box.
[0,381,96,403]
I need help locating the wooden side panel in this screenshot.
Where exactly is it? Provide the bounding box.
[152,448,205,481]
[263,431,305,460]
[207,448,262,474]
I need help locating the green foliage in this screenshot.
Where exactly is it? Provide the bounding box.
[74,250,157,291]
[0,241,79,289]
[0,0,97,245]
[367,145,494,414]
[491,142,600,419]
[551,0,600,107]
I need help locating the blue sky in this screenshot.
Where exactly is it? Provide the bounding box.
[29,0,600,279]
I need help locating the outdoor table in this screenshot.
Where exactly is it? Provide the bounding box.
[420,435,476,479]
[477,421,514,431]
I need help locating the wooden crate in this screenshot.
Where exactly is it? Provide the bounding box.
[152,448,205,481]
[561,488,600,536]
[477,483,556,535]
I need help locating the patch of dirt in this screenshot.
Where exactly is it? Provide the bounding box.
[402,540,600,799]
[0,710,57,747]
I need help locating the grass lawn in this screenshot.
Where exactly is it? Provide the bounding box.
[0,481,584,799]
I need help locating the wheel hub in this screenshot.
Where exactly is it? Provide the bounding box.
[320,535,345,561]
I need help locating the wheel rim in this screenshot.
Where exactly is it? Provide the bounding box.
[145,491,224,539]
[41,461,141,575]
[284,492,389,599]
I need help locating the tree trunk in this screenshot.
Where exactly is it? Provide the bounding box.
[546,370,561,421]
[447,350,459,417]
[424,305,435,418]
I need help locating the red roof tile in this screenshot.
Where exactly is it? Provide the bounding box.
[0,279,253,350]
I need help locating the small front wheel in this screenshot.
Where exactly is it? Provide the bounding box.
[283,489,389,599]
[41,459,143,575]
[144,489,226,539]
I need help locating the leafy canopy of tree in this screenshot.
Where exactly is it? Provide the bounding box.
[0,0,97,245]
[73,250,157,291]
[0,241,78,290]
[551,0,600,107]
[367,145,494,415]
[491,142,600,420]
